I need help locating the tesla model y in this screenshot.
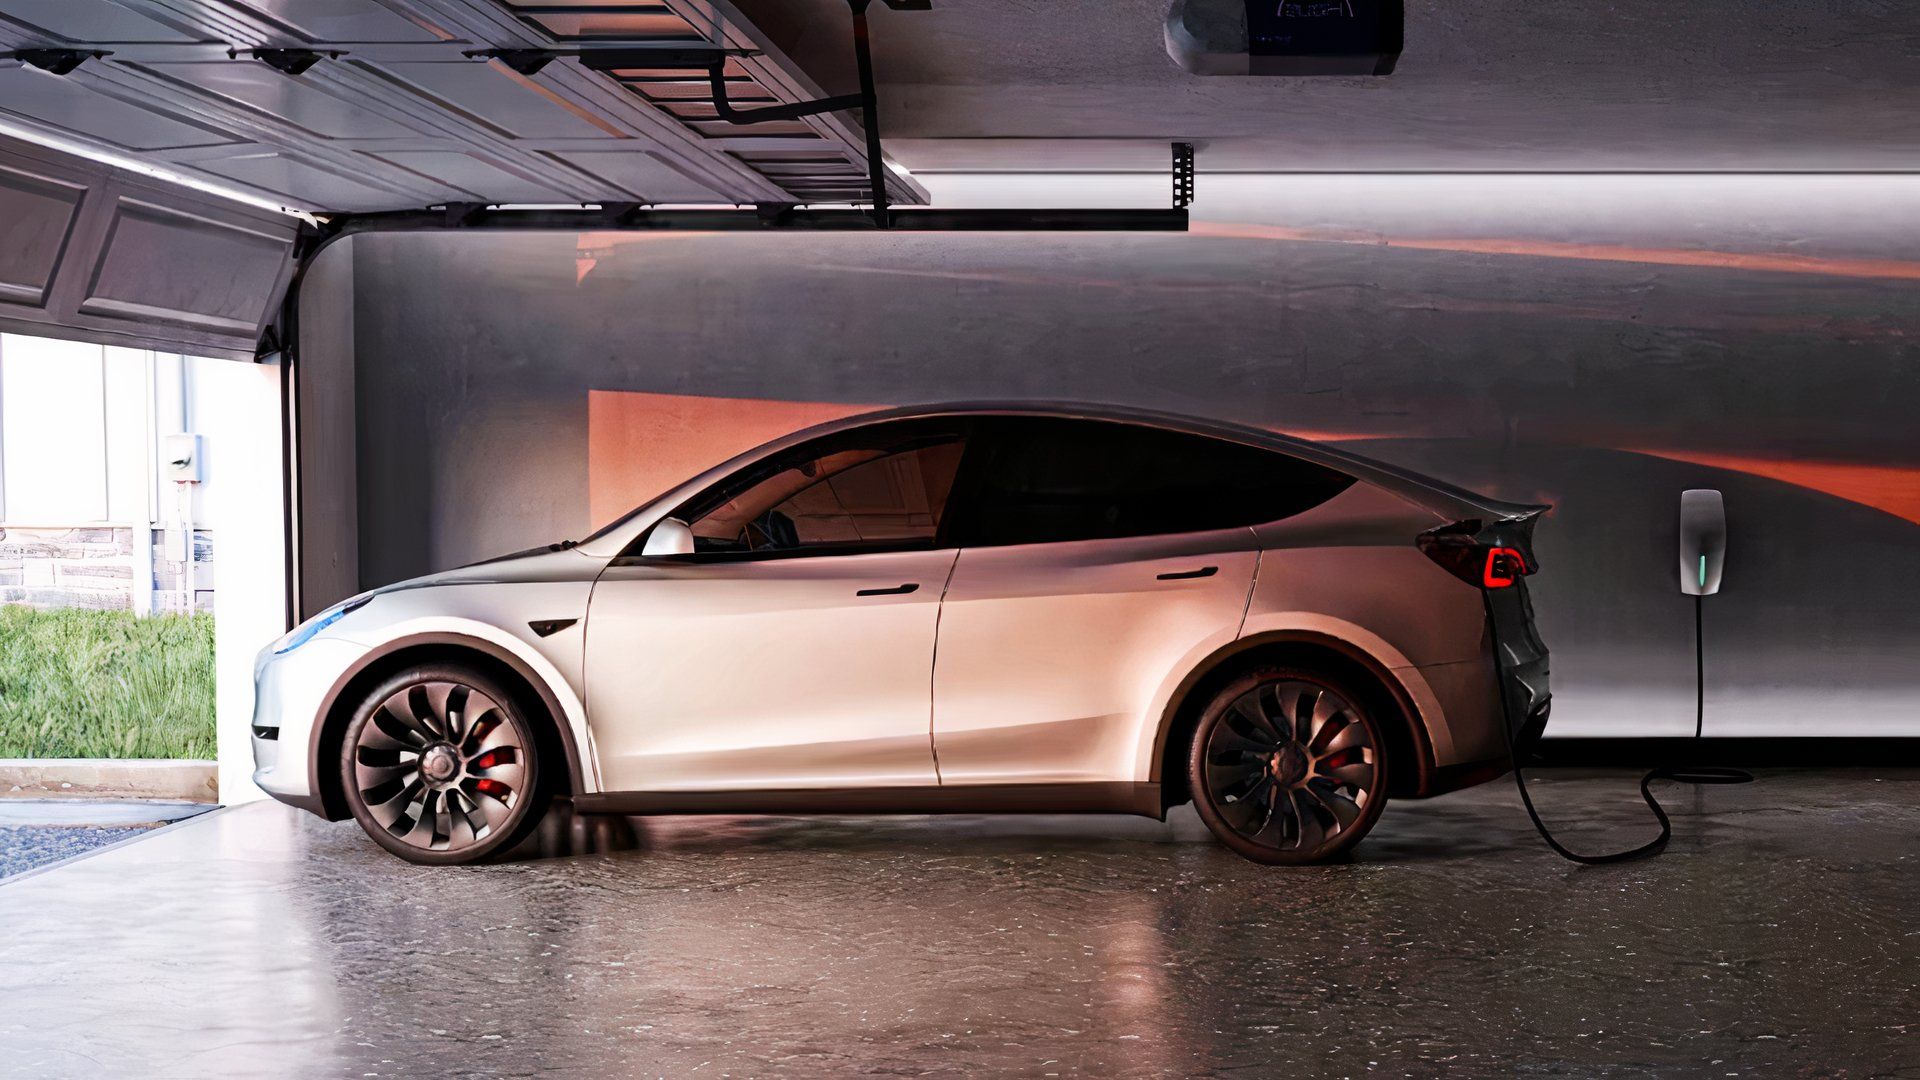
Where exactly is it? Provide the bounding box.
[252,404,1550,865]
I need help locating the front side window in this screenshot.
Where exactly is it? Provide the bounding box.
[959,418,1353,547]
[684,429,966,556]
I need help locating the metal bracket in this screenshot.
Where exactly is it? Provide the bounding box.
[2,49,110,75]
[230,48,341,75]
[1173,142,1196,209]
[472,48,560,76]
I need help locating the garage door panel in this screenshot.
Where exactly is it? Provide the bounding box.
[191,148,427,211]
[377,61,624,140]
[0,0,205,42]
[545,147,722,202]
[367,148,576,201]
[0,161,84,307]
[136,62,425,141]
[218,0,451,43]
[76,197,294,334]
[0,68,238,152]
[0,134,298,359]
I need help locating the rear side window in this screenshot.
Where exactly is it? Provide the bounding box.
[958,418,1353,547]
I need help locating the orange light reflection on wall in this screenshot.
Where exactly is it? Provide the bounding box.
[587,391,873,529]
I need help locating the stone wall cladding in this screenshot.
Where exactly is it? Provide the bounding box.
[0,527,212,613]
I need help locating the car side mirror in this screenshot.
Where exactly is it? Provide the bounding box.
[641,517,696,558]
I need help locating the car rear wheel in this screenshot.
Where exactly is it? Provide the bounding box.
[341,664,550,865]
[1188,667,1388,865]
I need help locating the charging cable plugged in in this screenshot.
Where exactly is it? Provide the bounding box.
[1498,488,1753,865]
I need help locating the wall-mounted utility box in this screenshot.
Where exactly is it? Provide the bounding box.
[164,433,204,483]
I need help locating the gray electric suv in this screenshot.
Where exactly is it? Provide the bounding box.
[252,403,1551,865]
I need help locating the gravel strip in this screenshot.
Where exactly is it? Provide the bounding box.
[0,825,150,880]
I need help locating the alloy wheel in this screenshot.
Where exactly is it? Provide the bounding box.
[351,680,527,854]
[1201,679,1379,856]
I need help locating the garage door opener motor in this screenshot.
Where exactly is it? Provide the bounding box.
[1493,489,1754,865]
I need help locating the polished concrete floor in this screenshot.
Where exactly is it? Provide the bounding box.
[0,769,1913,1078]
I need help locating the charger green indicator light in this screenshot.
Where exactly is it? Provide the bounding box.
[1698,555,1707,588]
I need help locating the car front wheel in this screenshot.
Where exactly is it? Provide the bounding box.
[341,663,549,865]
[1188,667,1388,865]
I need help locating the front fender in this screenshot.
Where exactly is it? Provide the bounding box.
[314,616,600,802]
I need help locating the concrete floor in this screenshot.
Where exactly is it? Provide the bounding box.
[0,769,1913,1077]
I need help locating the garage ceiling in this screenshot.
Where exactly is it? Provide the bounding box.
[4,0,1910,215]
[0,0,927,213]
[739,0,1920,173]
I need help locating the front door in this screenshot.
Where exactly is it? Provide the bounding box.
[584,421,969,792]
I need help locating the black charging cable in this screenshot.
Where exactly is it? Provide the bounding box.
[1493,594,1753,865]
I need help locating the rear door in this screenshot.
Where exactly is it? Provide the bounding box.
[931,418,1293,786]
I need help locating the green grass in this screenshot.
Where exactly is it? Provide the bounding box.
[0,606,215,759]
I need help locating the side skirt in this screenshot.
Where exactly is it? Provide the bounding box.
[573,781,1164,819]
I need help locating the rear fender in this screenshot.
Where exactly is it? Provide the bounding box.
[1140,615,1450,791]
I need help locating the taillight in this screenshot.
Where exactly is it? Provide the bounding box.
[1417,522,1537,591]
[1482,547,1527,589]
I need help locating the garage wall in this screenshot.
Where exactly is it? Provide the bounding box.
[320,175,1920,738]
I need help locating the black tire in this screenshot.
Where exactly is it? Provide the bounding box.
[1188,666,1389,865]
[340,663,552,865]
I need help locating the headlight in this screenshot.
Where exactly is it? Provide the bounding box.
[272,595,373,655]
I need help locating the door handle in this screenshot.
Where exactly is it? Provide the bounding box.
[856,582,920,597]
[1157,565,1218,581]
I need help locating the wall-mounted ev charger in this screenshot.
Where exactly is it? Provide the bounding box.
[1680,488,1726,598]
[1496,489,1753,865]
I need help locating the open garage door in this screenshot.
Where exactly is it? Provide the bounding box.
[0,130,297,807]
[0,0,926,214]
[0,0,956,360]
[0,131,297,359]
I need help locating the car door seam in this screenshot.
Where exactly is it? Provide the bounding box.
[928,549,962,785]
[1236,528,1262,639]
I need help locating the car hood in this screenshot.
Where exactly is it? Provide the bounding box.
[373,543,607,594]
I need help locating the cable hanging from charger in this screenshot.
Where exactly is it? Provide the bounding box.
[1493,592,1753,866]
